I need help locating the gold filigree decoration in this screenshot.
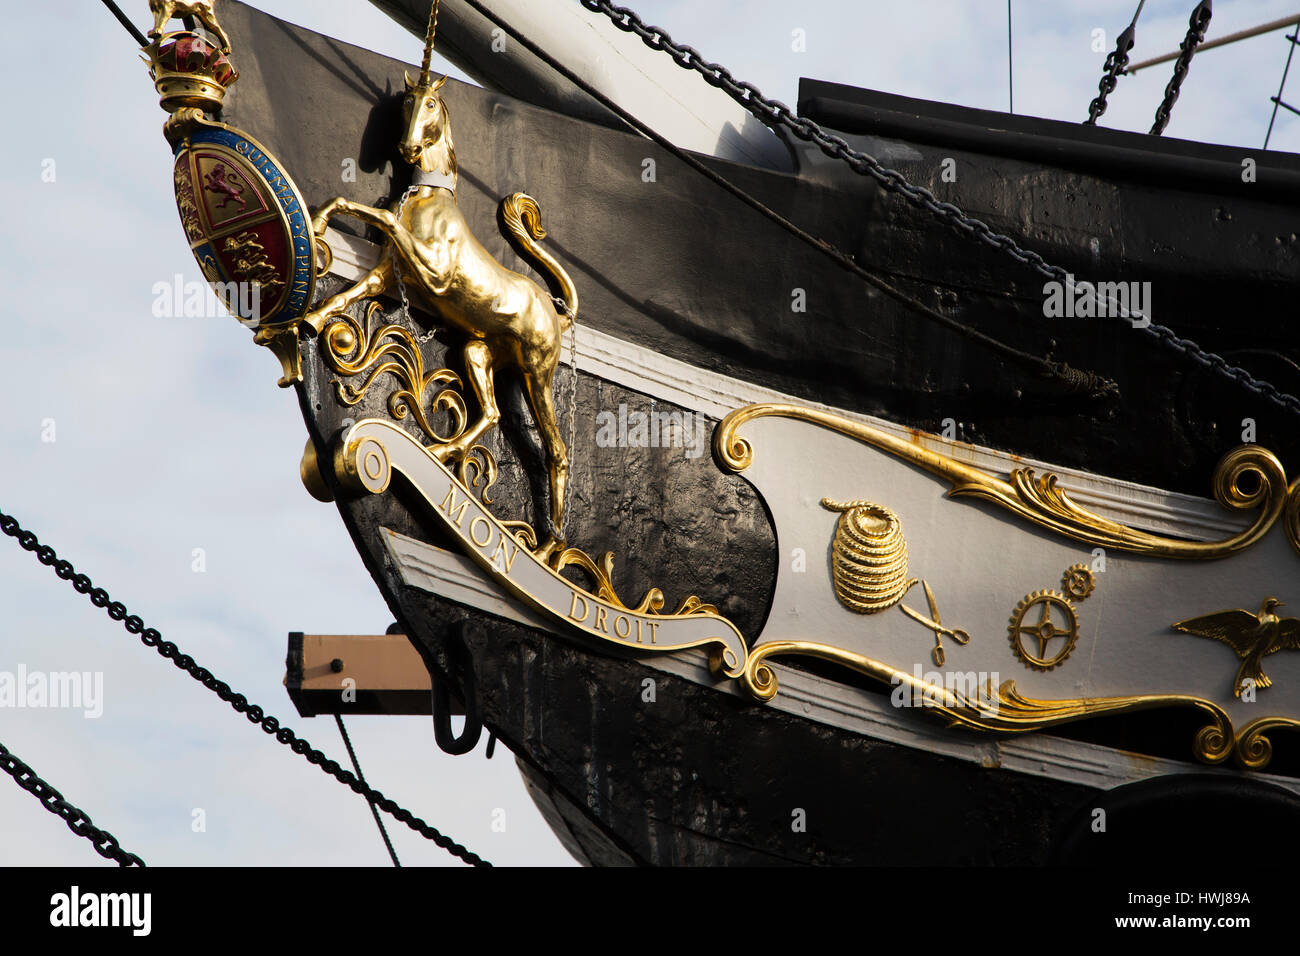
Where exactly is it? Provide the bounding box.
[457,445,498,506]
[715,403,1292,560]
[499,519,538,550]
[738,639,1239,764]
[553,547,718,617]
[321,302,498,502]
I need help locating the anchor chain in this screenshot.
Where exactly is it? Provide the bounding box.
[1151,0,1214,135]
[0,508,490,867]
[0,739,145,867]
[1085,1,1145,124]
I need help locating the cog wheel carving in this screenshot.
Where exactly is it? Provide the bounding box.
[1009,590,1080,671]
[1062,563,1096,601]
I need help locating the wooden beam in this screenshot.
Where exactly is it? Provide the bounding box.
[284,633,461,717]
[1125,14,1300,74]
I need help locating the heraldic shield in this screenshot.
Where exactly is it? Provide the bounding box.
[171,123,315,326]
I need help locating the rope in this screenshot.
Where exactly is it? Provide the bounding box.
[100,0,149,47]
[1007,0,1014,114]
[1264,19,1300,148]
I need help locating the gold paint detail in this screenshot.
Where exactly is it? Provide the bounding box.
[715,403,1290,560]
[1234,716,1300,769]
[552,549,718,618]
[299,437,333,503]
[148,2,233,53]
[898,580,970,667]
[499,520,539,550]
[144,4,238,140]
[821,498,913,613]
[252,322,303,387]
[1062,563,1097,600]
[319,303,500,505]
[1286,479,1300,558]
[1009,590,1080,672]
[300,63,578,561]
[1172,597,1300,697]
[821,497,971,665]
[174,160,204,243]
[333,419,747,677]
[738,640,1241,763]
[222,231,284,302]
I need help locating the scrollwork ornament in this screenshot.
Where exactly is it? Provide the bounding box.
[715,403,1294,560]
[1285,478,1300,558]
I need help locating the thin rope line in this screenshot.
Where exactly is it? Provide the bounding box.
[1007,1,1014,114]
[335,715,401,867]
[1264,18,1300,148]
[100,0,149,47]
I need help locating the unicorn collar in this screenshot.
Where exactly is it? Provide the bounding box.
[413,168,457,193]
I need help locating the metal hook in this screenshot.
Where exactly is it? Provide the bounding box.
[430,623,482,756]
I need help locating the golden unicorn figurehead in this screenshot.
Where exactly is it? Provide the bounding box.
[400,2,456,181]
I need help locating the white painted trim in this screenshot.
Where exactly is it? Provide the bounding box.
[381,529,1300,795]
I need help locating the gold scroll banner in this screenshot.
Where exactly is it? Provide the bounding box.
[714,403,1300,560]
[332,419,748,677]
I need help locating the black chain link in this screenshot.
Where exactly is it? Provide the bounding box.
[1086,19,1139,124]
[580,0,1300,420]
[0,739,145,866]
[0,510,490,867]
[1151,1,1213,135]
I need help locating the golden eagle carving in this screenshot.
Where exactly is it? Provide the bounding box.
[1173,598,1300,697]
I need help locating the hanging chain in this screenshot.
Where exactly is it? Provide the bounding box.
[0,739,145,867]
[578,0,1300,419]
[1085,0,1144,124]
[1151,0,1214,135]
[387,185,443,343]
[0,509,490,867]
[563,319,578,539]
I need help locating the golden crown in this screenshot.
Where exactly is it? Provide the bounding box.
[145,30,238,116]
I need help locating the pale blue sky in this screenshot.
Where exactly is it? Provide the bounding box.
[0,0,1296,867]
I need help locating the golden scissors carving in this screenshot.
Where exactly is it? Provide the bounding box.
[900,581,971,666]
